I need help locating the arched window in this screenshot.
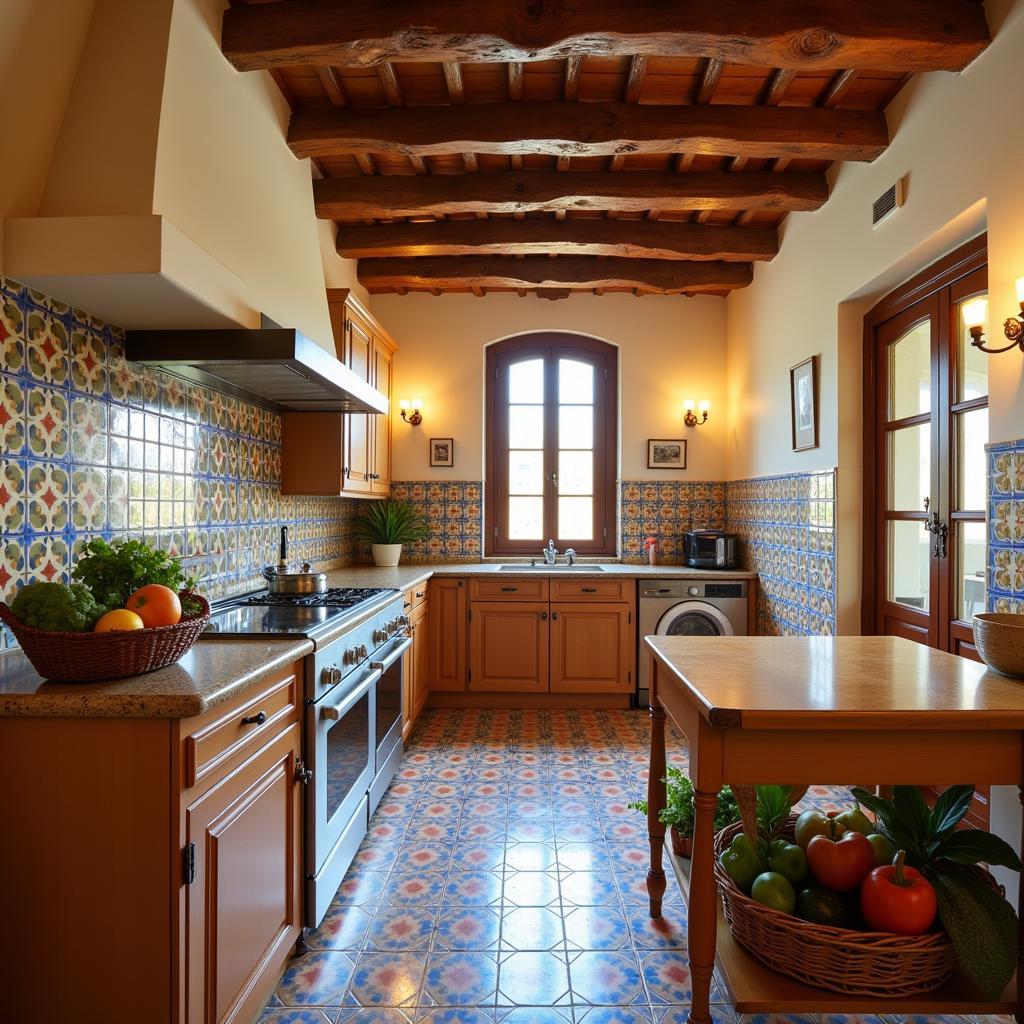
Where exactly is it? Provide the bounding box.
[485,333,617,557]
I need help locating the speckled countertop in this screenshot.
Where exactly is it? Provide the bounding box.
[0,562,754,719]
[0,635,313,719]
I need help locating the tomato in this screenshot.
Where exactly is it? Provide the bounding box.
[867,832,898,867]
[794,809,846,850]
[806,828,875,892]
[860,850,937,935]
[750,871,796,914]
[94,609,145,632]
[126,584,182,627]
[834,805,874,836]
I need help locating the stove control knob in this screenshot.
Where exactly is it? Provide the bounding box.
[373,627,385,644]
[688,586,699,596]
[399,615,410,630]
[357,644,368,659]
[321,665,342,686]
[342,648,356,665]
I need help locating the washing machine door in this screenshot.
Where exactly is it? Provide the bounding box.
[655,600,734,637]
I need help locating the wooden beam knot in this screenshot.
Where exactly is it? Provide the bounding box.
[797,27,839,57]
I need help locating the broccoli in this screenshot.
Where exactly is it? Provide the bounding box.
[11,582,107,633]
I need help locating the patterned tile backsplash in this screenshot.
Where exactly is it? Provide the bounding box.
[389,481,483,563]
[726,469,837,636]
[988,438,1024,612]
[0,275,357,649]
[618,480,726,564]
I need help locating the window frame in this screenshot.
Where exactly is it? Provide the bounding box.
[485,333,618,557]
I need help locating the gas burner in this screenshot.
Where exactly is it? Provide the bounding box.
[237,587,396,609]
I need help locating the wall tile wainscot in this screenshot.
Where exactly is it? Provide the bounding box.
[988,438,1024,612]
[0,276,357,649]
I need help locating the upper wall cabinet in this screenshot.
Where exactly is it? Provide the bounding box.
[281,290,396,497]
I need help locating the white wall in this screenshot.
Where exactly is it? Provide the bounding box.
[372,292,727,482]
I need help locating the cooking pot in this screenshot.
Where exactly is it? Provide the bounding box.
[263,526,328,594]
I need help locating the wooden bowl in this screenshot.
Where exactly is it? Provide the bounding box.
[973,613,1024,678]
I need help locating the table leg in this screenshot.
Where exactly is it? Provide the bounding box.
[687,787,719,1024]
[1017,781,1024,1024]
[646,701,667,919]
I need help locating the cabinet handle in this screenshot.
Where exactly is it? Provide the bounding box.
[540,611,548,620]
[241,710,267,726]
[581,587,597,593]
[415,591,425,598]
[551,612,559,620]
[501,586,518,592]
[404,601,412,609]
[295,760,313,785]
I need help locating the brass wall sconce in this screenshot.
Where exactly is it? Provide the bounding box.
[399,398,423,425]
[684,399,710,427]
[962,280,1024,354]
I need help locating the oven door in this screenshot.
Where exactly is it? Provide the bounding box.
[306,663,377,924]
[373,634,412,772]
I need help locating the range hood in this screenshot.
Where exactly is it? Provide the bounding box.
[126,321,389,414]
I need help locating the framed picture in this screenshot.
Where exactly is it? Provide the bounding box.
[647,439,687,470]
[790,356,818,451]
[429,437,454,467]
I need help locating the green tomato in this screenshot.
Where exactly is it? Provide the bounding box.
[794,810,845,850]
[796,884,848,927]
[718,834,762,893]
[767,838,808,885]
[867,832,898,867]
[750,871,796,915]
[834,805,874,836]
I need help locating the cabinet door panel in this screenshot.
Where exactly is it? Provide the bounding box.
[469,602,549,692]
[185,723,301,1024]
[550,603,632,693]
[412,600,430,719]
[344,313,373,494]
[429,579,467,691]
[371,339,392,495]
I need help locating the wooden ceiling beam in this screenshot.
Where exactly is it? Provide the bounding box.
[336,218,779,262]
[313,169,828,219]
[289,101,888,162]
[357,256,754,294]
[222,1,989,73]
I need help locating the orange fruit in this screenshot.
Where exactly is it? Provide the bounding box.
[126,584,182,627]
[95,609,145,632]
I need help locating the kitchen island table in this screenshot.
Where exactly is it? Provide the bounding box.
[643,635,1024,1024]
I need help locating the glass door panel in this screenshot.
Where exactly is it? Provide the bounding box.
[888,320,931,419]
[557,358,594,540]
[956,407,988,511]
[887,424,930,511]
[957,521,987,620]
[957,297,989,402]
[507,358,545,540]
[887,521,931,610]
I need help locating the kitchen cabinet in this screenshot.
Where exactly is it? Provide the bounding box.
[281,289,396,497]
[1,663,305,1024]
[427,577,467,691]
[401,584,430,739]
[549,602,633,694]
[469,601,550,692]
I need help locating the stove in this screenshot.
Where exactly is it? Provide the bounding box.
[205,582,410,927]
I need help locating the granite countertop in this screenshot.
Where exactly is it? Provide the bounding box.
[0,635,313,719]
[325,563,756,584]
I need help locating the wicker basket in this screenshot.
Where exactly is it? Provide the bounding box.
[0,592,211,682]
[714,817,959,998]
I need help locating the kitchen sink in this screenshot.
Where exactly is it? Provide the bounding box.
[498,564,607,572]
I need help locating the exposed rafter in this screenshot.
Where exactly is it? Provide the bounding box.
[289,101,888,162]
[222,1,989,73]
[313,170,829,220]
[336,218,779,262]
[357,256,754,294]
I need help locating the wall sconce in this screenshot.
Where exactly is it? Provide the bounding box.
[399,398,423,425]
[962,280,1024,354]
[684,399,710,427]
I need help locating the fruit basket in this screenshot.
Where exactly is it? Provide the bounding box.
[0,591,210,682]
[714,816,961,998]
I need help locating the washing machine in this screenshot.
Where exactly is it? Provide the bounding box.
[637,578,749,707]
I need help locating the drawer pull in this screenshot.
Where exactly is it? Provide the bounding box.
[582,587,598,593]
[540,611,548,620]
[415,591,425,598]
[501,586,518,592]
[241,711,267,726]
[552,611,559,620]
[404,601,412,608]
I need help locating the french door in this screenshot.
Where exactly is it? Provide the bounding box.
[866,238,988,656]
[865,236,989,826]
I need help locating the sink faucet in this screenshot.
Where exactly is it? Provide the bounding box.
[565,548,577,566]
[543,539,558,565]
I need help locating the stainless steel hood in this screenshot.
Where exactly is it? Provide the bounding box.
[126,324,389,414]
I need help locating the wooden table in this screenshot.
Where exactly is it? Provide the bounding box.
[644,635,1024,1024]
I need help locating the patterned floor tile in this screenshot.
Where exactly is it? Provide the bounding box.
[423,952,499,1006]
[559,871,620,907]
[276,952,357,1007]
[563,905,631,950]
[366,908,436,952]
[500,906,566,951]
[434,907,502,951]
[503,871,561,907]
[625,907,687,950]
[259,1009,338,1024]
[497,952,571,1007]
[349,952,427,1007]
[568,951,645,1006]
[504,843,559,872]
[308,904,374,951]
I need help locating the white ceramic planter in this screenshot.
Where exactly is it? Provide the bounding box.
[371,543,403,567]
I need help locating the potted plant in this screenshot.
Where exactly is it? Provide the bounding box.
[353,499,429,567]
[629,766,740,857]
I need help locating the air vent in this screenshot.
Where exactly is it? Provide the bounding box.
[872,179,905,228]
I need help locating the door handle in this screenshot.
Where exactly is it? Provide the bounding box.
[551,612,559,620]
[540,611,548,620]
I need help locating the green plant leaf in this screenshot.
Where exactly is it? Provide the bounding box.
[893,785,932,840]
[352,500,429,546]
[932,863,1019,1000]
[929,785,975,839]
[934,829,1024,870]
[851,787,924,859]
[755,785,792,842]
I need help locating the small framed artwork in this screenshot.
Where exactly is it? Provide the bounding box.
[429,437,454,467]
[647,439,687,470]
[790,356,818,451]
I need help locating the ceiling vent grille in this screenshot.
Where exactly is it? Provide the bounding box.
[872,179,905,228]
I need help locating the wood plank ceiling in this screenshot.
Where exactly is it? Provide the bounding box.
[222,2,990,298]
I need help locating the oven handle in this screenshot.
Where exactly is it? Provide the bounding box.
[369,634,413,672]
[321,669,381,721]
